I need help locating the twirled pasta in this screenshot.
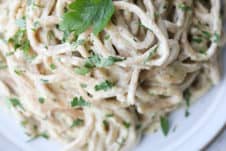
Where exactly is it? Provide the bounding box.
[0,0,223,151]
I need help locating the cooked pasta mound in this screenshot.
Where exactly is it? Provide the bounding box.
[0,0,223,151]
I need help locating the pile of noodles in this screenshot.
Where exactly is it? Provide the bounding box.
[0,0,223,151]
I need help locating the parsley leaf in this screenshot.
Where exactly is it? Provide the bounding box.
[75,54,125,75]
[85,54,125,68]
[8,29,30,54]
[183,89,191,117]
[95,80,114,91]
[60,0,115,35]
[160,116,169,136]
[144,46,158,63]
[8,98,23,109]
[75,66,91,75]
[71,97,90,107]
[71,118,84,128]
[38,97,45,104]
[213,32,220,43]
[27,132,49,142]
[122,121,131,129]
[178,3,192,12]
[106,113,114,118]
[50,64,56,70]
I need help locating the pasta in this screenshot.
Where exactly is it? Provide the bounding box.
[0,0,223,151]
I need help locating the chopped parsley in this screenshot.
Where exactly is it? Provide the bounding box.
[8,98,23,109]
[38,97,45,104]
[80,83,88,88]
[183,89,191,117]
[95,80,114,91]
[21,120,28,127]
[117,137,127,150]
[106,113,114,118]
[178,3,192,12]
[40,79,49,83]
[50,63,56,70]
[213,32,220,43]
[27,132,49,142]
[103,120,109,128]
[104,34,111,40]
[160,116,169,136]
[71,96,90,107]
[144,46,158,63]
[85,54,125,68]
[8,29,30,55]
[71,118,84,128]
[9,16,30,55]
[202,30,212,40]
[14,69,25,75]
[75,54,124,75]
[191,37,203,43]
[75,66,90,75]
[135,124,142,130]
[59,0,115,35]
[122,121,131,129]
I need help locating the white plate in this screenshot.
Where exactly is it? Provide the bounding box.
[0,34,225,151]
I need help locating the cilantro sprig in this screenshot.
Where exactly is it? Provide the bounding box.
[60,0,115,35]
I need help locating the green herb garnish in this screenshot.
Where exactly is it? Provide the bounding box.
[40,79,49,83]
[86,54,125,68]
[183,89,191,117]
[202,30,212,39]
[60,0,115,35]
[123,121,131,129]
[8,29,30,55]
[38,97,45,104]
[80,83,88,88]
[213,32,220,43]
[95,80,114,91]
[144,46,158,63]
[160,116,169,136]
[8,98,24,110]
[178,3,192,11]
[135,124,142,130]
[14,69,25,75]
[103,120,109,127]
[75,66,91,75]
[71,118,84,128]
[75,54,124,75]
[27,132,49,142]
[106,113,114,118]
[191,37,203,43]
[50,64,56,70]
[71,96,90,107]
